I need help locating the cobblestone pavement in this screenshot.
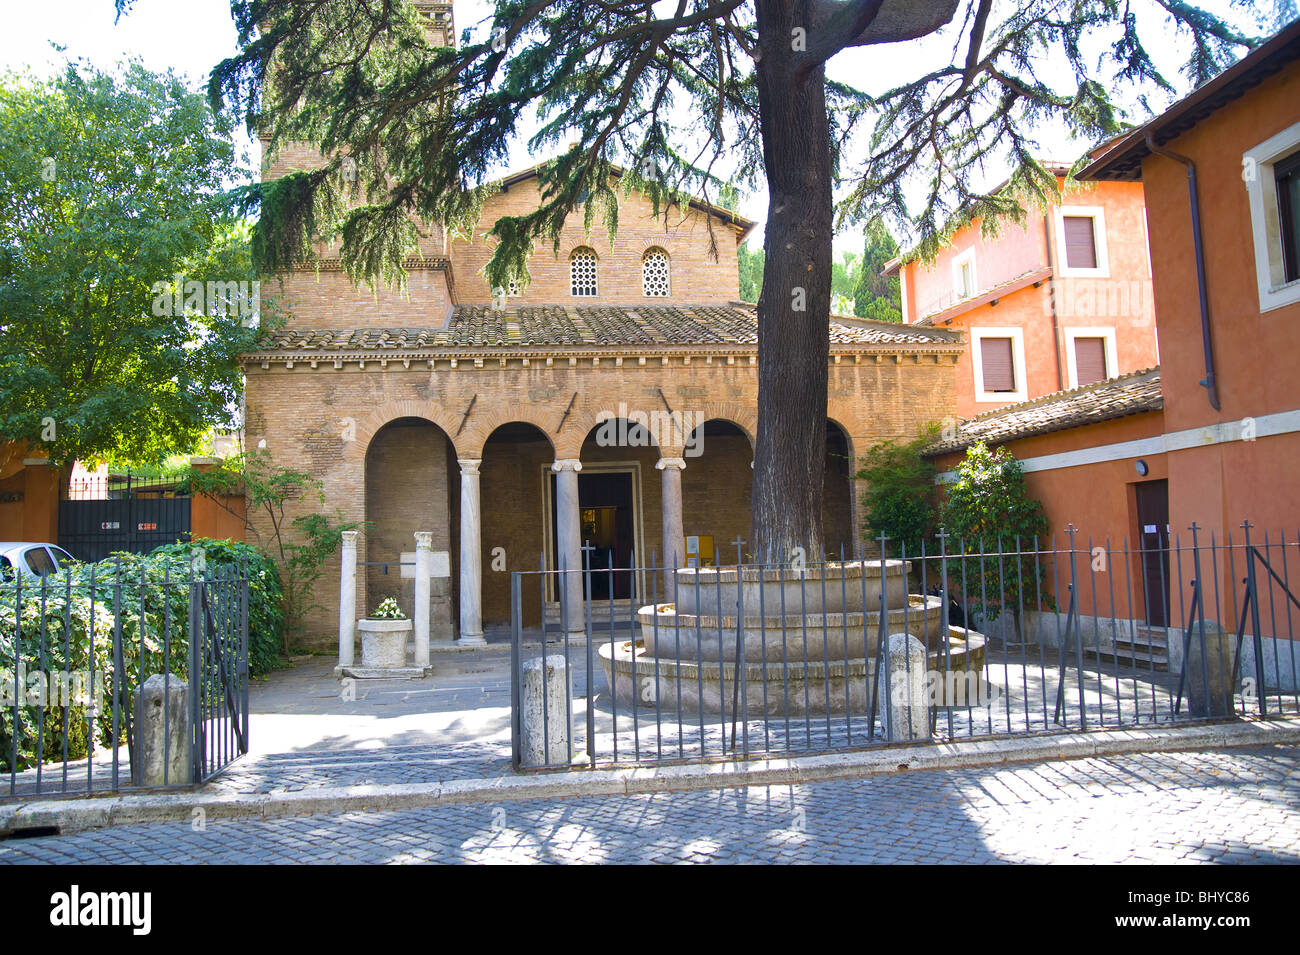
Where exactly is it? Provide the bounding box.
[3,745,1297,864]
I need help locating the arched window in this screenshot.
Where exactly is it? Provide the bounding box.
[570,248,598,296]
[642,248,670,297]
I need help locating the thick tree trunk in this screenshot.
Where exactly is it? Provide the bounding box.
[750,0,833,563]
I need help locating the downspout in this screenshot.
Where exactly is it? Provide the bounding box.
[1144,135,1221,411]
[1042,214,1065,392]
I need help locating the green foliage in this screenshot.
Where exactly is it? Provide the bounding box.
[0,60,269,468]
[857,429,940,555]
[185,450,364,647]
[941,442,1051,629]
[149,539,284,678]
[197,0,1267,286]
[853,220,902,322]
[737,240,763,303]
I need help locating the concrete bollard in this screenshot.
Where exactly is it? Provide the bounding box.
[520,655,569,767]
[883,633,931,742]
[1185,624,1236,718]
[131,674,192,787]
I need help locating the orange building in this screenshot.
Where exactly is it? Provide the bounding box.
[927,20,1300,693]
[886,168,1159,421]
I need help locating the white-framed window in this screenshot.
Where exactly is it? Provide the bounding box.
[952,247,977,300]
[1064,326,1119,388]
[642,248,670,297]
[971,327,1028,403]
[507,278,522,296]
[570,247,598,297]
[1054,206,1110,277]
[1243,121,1300,313]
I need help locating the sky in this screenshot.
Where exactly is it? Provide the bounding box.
[0,0,1281,256]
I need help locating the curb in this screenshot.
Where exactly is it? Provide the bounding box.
[2,718,1297,836]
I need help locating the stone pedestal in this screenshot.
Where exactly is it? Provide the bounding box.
[131,674,192,787]
[1184,624,1236,718]
[520,655,570,767]
[340,618,430,679]
[883,633,931,742]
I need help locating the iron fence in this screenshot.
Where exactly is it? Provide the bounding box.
[1,557,249,800]
[509,523,1300,771]
[60,471,192,562]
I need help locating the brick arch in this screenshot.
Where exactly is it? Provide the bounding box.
[825,404,870,460]
[559,406,666,462]
[458,404,559,458]
[684,402,757,450]
[345,400,465,463]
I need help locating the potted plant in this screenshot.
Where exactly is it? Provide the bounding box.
[358,597,411,668]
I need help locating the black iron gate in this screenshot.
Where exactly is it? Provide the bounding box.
[58,473,191,561]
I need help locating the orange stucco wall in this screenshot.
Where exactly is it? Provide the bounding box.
[1140,58,1300,558]
[903,179,1158,421]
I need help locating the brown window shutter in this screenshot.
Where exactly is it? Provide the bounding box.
[981,337,1016,392]
[1074,336,1108,386]
[1063,216,1098,269]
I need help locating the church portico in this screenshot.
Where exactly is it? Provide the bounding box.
[243,305,963,654]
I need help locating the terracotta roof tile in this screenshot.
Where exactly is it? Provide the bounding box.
[924,367,1163,456]
[251,303,962,354]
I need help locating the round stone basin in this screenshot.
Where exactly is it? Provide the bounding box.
[637,594,944,663]
[598,624,986,718]
[670,559,909,617]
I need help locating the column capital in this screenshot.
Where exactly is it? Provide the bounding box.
[551,458,583,472]
[414,531,433,549]
[341,530,359,546]
[655,456,687,471]
[458,458,482,475]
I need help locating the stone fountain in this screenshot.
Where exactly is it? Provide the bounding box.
[598,558,986,718]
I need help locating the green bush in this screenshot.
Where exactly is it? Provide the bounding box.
[150,539,284,677]
[0,539,283,773]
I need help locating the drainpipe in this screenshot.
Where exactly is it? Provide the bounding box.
[1144,135,1221,411]
[1042,214,1065,392]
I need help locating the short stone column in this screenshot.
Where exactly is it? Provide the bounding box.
[458,459,487,647]
[414,531,432,668]
[338,531,359,668]
[132,674,192,787]
[883,633,931,742]
[520,655,569,767]
[656,456,686,590]
[1185,623,1235,717]
[552,459,585,638]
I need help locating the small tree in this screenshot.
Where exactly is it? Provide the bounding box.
[186,450,363,649]
[857,428,939,555]
[940,441,1050,640]
[853,221,903,323]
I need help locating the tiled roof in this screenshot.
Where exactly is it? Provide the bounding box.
[249,303,963,354]
[924,367,1163,456]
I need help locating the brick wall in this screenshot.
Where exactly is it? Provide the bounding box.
[451,177,745,305]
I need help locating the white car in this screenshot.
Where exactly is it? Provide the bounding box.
[0,542,78,581]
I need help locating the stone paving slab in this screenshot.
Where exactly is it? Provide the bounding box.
[2,744,1296,864]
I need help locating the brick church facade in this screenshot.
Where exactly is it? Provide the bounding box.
[241,1,963,650]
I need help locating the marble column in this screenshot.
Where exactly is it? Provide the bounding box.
[338,531,358,668]
[552,458,585,637]
[414,531,432,667]
[458,459,487,647]
[656,456,686,591]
